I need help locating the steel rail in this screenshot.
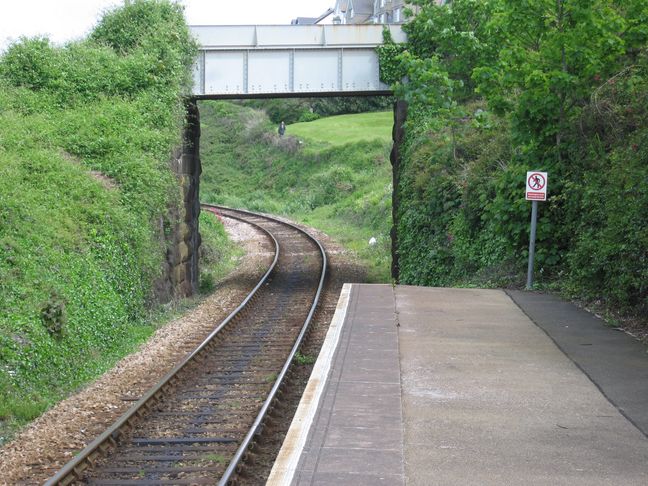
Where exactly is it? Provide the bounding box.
[202,204,328,486]
[45,210,280,486]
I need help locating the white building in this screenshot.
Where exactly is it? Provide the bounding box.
[291,8,335,25]
[332,1,375,25]
[331,0,446,25]
[372,0,411,24]
[292,1,448,27]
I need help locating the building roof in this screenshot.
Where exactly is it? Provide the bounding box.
[291,8,334,25]
[291,17,317,25]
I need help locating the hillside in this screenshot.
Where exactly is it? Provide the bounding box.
[199,102,394,281]
[0,1,233,442]
[288,111,394,147]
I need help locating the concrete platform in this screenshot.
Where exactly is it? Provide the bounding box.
[268,285,648,485]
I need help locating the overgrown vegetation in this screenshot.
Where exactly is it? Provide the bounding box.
[0,0,203,441]
[198,211,243,294]
[380,0,647,320]
[294,352,316,366]
[199,101,393,281]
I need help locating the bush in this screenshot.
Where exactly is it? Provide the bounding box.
[0,38,57,91]
[91,0,196,87]
[390,0,647,321]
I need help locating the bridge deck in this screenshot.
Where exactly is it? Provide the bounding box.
[190,25,405,98]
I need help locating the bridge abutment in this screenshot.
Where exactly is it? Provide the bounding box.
[167,99,202,298]
[391,100,407,282]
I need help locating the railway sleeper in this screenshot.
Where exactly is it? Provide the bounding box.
[94,477,221,484]
[98,465,224,474]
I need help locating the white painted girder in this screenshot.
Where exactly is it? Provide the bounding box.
[190,25,405,97]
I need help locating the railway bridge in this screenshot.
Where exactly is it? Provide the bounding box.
[190,24,405,98]
[179,24,408,294]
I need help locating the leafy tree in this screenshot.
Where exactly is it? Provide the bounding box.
[394,51,457,110]
[243,96,392,125]
[615,0,648,54]
[473,0,629,159]
[378,1,502,117]
[387,0,648,317]
[404,0,502,99]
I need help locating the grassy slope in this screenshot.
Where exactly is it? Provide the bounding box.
[199,211,243,294]
[0,1,234,442]
[0,84,183,443]
[288,111,394,147]
[199,102,393,281]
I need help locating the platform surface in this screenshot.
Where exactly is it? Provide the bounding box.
[268,284,648,485]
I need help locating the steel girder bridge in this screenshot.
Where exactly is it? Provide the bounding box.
[190,24,406,99]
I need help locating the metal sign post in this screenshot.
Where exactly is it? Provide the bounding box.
[525,171,548,290]
[526,200,538,289]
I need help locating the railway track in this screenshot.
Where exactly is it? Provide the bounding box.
[45,205,327,485]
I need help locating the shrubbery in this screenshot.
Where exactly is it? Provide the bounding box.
[385,0,647,318]
[0,0,196,438]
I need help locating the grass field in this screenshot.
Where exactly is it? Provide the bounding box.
[288,111,393,148]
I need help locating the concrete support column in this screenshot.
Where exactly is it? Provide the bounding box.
[390,100,407,282]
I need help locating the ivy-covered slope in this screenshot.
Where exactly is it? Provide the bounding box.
[385,0,647,320]
[0,0,196,438]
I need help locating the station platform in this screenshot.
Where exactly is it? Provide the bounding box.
[268,284,648,485]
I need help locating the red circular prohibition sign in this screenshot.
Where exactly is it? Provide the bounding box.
[528,173,546,191]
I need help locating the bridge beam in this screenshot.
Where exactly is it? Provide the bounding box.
[190,25,405,98]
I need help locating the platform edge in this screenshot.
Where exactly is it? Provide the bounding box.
[266,283,353,485]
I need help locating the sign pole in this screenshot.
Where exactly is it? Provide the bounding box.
[525,171,547,290]
[526,200,538,289]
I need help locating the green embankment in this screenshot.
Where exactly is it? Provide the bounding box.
[0,1,234,442]
[286,111,393,147]
[198,210,243,294]
[384,0,647,322]
[199,101,393,281]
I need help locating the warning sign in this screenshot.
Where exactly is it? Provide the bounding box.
[526,171,547,201]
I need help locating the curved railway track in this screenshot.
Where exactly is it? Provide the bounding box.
[45,205,327,485]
